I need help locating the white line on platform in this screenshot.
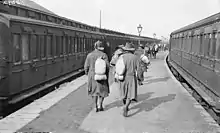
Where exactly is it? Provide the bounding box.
[164,52,220,130]
[0,75,88,133]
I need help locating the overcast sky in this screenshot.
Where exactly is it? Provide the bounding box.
[33,0,220,39]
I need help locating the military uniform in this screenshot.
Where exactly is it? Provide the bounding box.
[119,52,140,100]
[110,44,124,81]
[84,41,110,112]
[84,49,110,98]
[134,44,147,85]
[118,43,141,117]
[110,48,124,66]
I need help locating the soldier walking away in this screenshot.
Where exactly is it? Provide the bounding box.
[110,44,124,79]
[84,40,110,112]
[145,45,150,57]
[118,43,141,117]
[110,44,124,66]
[134,44,148,85]
[149,44,154,58]
[152,43,159,58]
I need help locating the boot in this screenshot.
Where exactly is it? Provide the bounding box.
[138,80,143,85]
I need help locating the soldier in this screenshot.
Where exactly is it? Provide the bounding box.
[145,45,151,57]
[149,44,153,58]
[110,44,124,81]
[84,40,110,112]
[134,44,148,85]
[110,44,124,66]
[153,43,159,58]
[118,42,141,117]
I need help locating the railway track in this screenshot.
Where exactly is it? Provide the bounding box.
[166,56,220,125]
[0,69,85,119]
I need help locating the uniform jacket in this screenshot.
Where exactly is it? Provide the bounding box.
[84,49,110,97]
[119,52,141,100]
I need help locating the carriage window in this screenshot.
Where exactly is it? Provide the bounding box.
[84,38,87,52]
[172,38,176,49]
[40,35,45,58]
[191,35,197,54]
[195,35,200,54]
[30,34,38,59]
[88,38,91,51]
[175,38,178,49]
[216,33,220,59]
[182,37,186,51]
[90,39,92,51]
[56,19,61,24]
[41,14,47,21]
[68,36,71,54]
[21,34,30,61]
[77,37,81,52]
[47,35,52,57]
[186,36,189,51]
[84,38,86,52]
[81,38,84,52]
[176,38,179,49]
[71,37,75,53]
[75,37,78,53]
[201,34,206,55]
[88,39,91,51]
[79,38,82,52]
[203,34,211,57]
[179,37,183,50]
[199,34,203,55]
[86,38,89,51]
[65,36,69,54]
[77,37,80,52]
[87,38,89,51]
[56,36,61,56]
[192,36,195,53]
[53,36,56,56]
[187,36,192,52]
[12,34,21,62]
[56,36,59,55]
[83,38,86,52]
[17,9,26,17]
[91,39,94,50]
[79,38,81,52]
[62,36,65,55]
[35,13,40,20]
[82,38,84,52]
[68,37,71,54]
[210,33,217,57]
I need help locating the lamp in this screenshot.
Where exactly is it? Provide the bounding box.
[137,24,143,45]
[137,24,143,36]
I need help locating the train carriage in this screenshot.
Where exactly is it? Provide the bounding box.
[169,12,220,121]
[0,12,103,114]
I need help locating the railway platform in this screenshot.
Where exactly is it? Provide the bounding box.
[1,51,220,133]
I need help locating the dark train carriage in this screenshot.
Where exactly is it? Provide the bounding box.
[169,12,220,116]
[0,12,105,110]
[0,14,10,98]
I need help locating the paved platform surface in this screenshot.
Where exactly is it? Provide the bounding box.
[12,52,220,133]
[79,52,220,133]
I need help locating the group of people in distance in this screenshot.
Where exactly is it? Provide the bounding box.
[84,40,150,117]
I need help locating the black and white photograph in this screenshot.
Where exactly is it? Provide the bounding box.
[0,0,220,132]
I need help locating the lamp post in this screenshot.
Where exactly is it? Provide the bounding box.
[137,24,143,44]
[153,33,156,44]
